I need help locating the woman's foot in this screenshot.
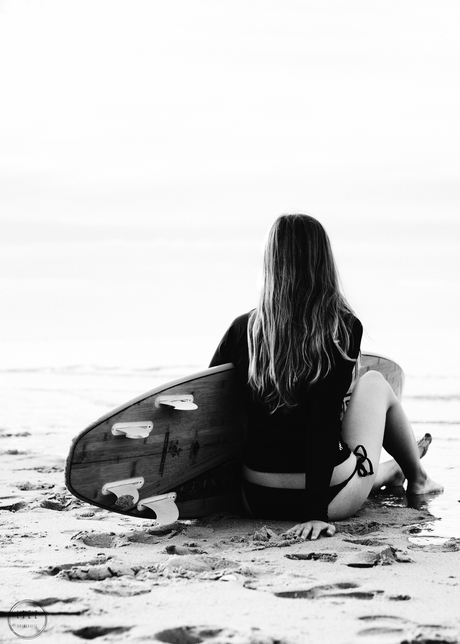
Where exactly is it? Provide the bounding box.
[407,472,444,495]
[373,434,434,491]
[417,433,432,459]
[407,434,443,494]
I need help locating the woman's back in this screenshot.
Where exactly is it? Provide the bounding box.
[210,308,362,521]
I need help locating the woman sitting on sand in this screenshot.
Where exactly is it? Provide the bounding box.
[210,214,442,540]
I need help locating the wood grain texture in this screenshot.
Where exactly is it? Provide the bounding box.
[66,354,404,520]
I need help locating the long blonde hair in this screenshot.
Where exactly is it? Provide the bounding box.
[248,214,357,412]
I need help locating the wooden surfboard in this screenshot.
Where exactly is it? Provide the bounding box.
[65,353,404,523]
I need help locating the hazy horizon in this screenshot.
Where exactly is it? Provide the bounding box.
[1,1,459,375]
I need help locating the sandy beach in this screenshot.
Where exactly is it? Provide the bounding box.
[1,436,459,644]
[2,1,460,641]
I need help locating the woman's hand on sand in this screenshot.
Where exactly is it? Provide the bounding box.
[283,520,336,541]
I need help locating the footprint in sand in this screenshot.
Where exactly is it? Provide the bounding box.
[70,626,132,639]
[357,615,458,643]
[334,520,383,536]
[407,537,460,552]
[71,531,128,548]
[72,526,184,547]
[40,498,70,511]
[42,557,152,595]
[341,540,413,565]
[402,638,459,644]
[0,499,28,511]
[0,430,31,437]
[285,552,338,562]
[166,544,208,555]
[154,625,285,644]
[402,633,460,644]
[343,537,388,546]
[16,481,54,491]
[92,577,151,596]
[23,597,89,615]
[341,546,396,568]
[41,554,109,576]
[162,552,242,578]
[274,582,384,600]
[60,562,137,581]
[357,614,410,637]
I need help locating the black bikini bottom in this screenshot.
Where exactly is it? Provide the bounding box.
[242,445,374,521]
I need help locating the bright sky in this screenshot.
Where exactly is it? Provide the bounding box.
[1,1,459,372]
[1,0,459,228]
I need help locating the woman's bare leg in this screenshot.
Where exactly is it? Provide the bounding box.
[328,371,443,521]
[371,459,404,491]
[371,433,433,491]
[342,371,442,493]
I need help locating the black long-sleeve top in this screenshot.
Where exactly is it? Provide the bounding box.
[209,311,363,522]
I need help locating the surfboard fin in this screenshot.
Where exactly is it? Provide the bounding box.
[111,421,153,439]
[101,477,145,506]
[155,395,198,410]
[137,492,179,525]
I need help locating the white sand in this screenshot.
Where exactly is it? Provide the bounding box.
[1,449,459,644]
